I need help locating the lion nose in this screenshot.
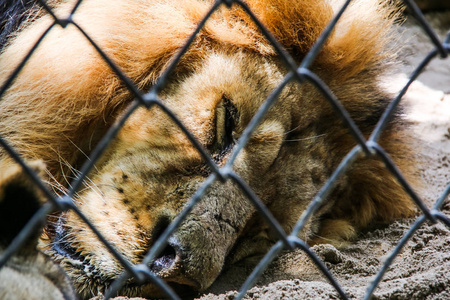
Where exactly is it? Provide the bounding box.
[149,237,201,290]
[150,241,177,274]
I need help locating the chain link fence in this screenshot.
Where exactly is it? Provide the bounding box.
[0,0,449,299]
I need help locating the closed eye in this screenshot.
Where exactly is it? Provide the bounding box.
[215,95,238,154]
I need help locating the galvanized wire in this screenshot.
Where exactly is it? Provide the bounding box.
[0,0,449,300]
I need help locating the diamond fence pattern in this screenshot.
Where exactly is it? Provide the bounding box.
[0,0,449,299]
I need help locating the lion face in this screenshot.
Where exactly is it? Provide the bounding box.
[44,52,328,297]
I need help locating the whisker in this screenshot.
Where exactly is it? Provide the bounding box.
[284,133,327,142]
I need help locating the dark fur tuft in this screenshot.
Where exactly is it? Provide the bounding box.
[0,0,39,51]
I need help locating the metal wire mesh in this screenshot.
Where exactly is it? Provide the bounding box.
[0,0,449,299]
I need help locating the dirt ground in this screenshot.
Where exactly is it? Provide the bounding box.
[109,11,450,300]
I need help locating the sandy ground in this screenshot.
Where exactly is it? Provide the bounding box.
[107,12,450,300]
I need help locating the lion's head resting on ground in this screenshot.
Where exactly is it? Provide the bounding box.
[0,0,417,298]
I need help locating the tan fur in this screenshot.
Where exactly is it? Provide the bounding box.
[0,0,417,298]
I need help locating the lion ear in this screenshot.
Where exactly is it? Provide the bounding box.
[244,0,334,58]
[240,0,396,79]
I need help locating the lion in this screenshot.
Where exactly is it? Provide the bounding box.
[0,0,418,298]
